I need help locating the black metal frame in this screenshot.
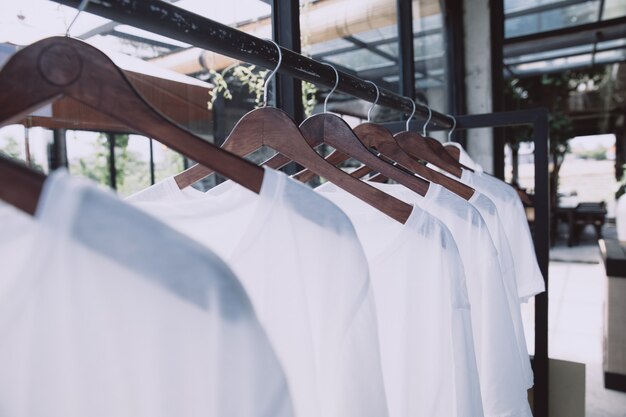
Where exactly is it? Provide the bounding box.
[491,0,506,180]
[396,0,415,99]
[383,108,551,417]
[272,0,304,123]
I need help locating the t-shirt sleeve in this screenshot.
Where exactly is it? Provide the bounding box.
[510,194,545,301]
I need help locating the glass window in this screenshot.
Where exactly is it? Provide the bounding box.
[0,125,50,173]
[300,0,400,120]
[114,134,153,198]
[412,1,447,115]
[67,130,112,188]
[603,0,626,20]
[506,1,600,38]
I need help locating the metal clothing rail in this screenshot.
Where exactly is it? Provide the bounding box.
[53,0,454,129]
[385,107,551,417]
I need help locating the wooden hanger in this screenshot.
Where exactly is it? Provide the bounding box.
[423,115,473,172]
[320,99,474,200]
[296,77,430,196]
[0,36,265,196]
[353,121,474,200]
[444,144,461,161]
[0,155,45,215]
[173,41,414,224]
[394,104,464,178]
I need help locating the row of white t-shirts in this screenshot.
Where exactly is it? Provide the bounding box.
[128,166,390,417]
[128,166,543,417]
[0,171,294,417]
[363,182,534,417]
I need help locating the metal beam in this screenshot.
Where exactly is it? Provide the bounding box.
[397,0,416,100]
[491,0,506,181]
[355,54,444,80]
[505,0,591,19]
[272,0,304,123]
[311,27,442,60]
[505,16,626,49]
[54,0,454,128]
[343,35,398,63]
[443,0,467,145]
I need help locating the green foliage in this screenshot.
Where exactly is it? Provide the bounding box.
[207,64,269,110]
[70,133,112,186]
[575,145,609,161]
[302,80,318,117]
[0,136,22,159]
[69,133,156,196]
[207,62,318,116]
[504,67,610,206]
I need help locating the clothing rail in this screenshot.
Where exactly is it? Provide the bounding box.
[53,0,454,129]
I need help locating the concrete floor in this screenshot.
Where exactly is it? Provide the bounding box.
[547,223,626,416]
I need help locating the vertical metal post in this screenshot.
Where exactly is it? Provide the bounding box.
[273,0,303,176]
[50,128,68,170]
[272,0,303,123]
[490,0,506,179]
[107,133,117,190]
[443,0,467,146]
[396,0,415,100]
[532,110,550,417]
[149,138,155,185]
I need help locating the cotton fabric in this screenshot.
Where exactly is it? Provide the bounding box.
[0,171,294,417]
[128,167,389,417]
[369,182,533,417]
[317,182,484,417]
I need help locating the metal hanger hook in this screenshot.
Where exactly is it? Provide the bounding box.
[422,103,432,136]
[447,115,457,142]
[65,0,91,37]
[405,98,416,131]
[263,38,283,107]
[323,63,339,113]
[366,81,380,122]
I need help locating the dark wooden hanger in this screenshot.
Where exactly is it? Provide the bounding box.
[0,36,265,196]
[0,155,45,215]
[444,144,461,161]
[172,52,415,223]
[349,122,474,200]
[180,106,414,223]
[390,106,463,178]
[298,113,430,196]
[174,42,414,224]
[394,130,463,178]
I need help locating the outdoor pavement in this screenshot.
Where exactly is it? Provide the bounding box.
[548,222,626,416]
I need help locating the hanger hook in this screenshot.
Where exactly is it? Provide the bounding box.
[422,103,432,136]
[263,38,283,107]
[405,98,416,131]
[447,115,457,142]
[65,0,91,37]
[366,81,380,123]
[323,63,339,113]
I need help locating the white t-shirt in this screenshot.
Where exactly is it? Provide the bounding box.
[460,169,545,301]
[0,171,294,417]
[317,182,484,417]
[128,167,389,417]
[443,142,484,172]
[369,182,532,417]
[468,192,534,389]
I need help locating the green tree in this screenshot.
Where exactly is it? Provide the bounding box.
[69,133,150,196]
[1,135,44,172]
